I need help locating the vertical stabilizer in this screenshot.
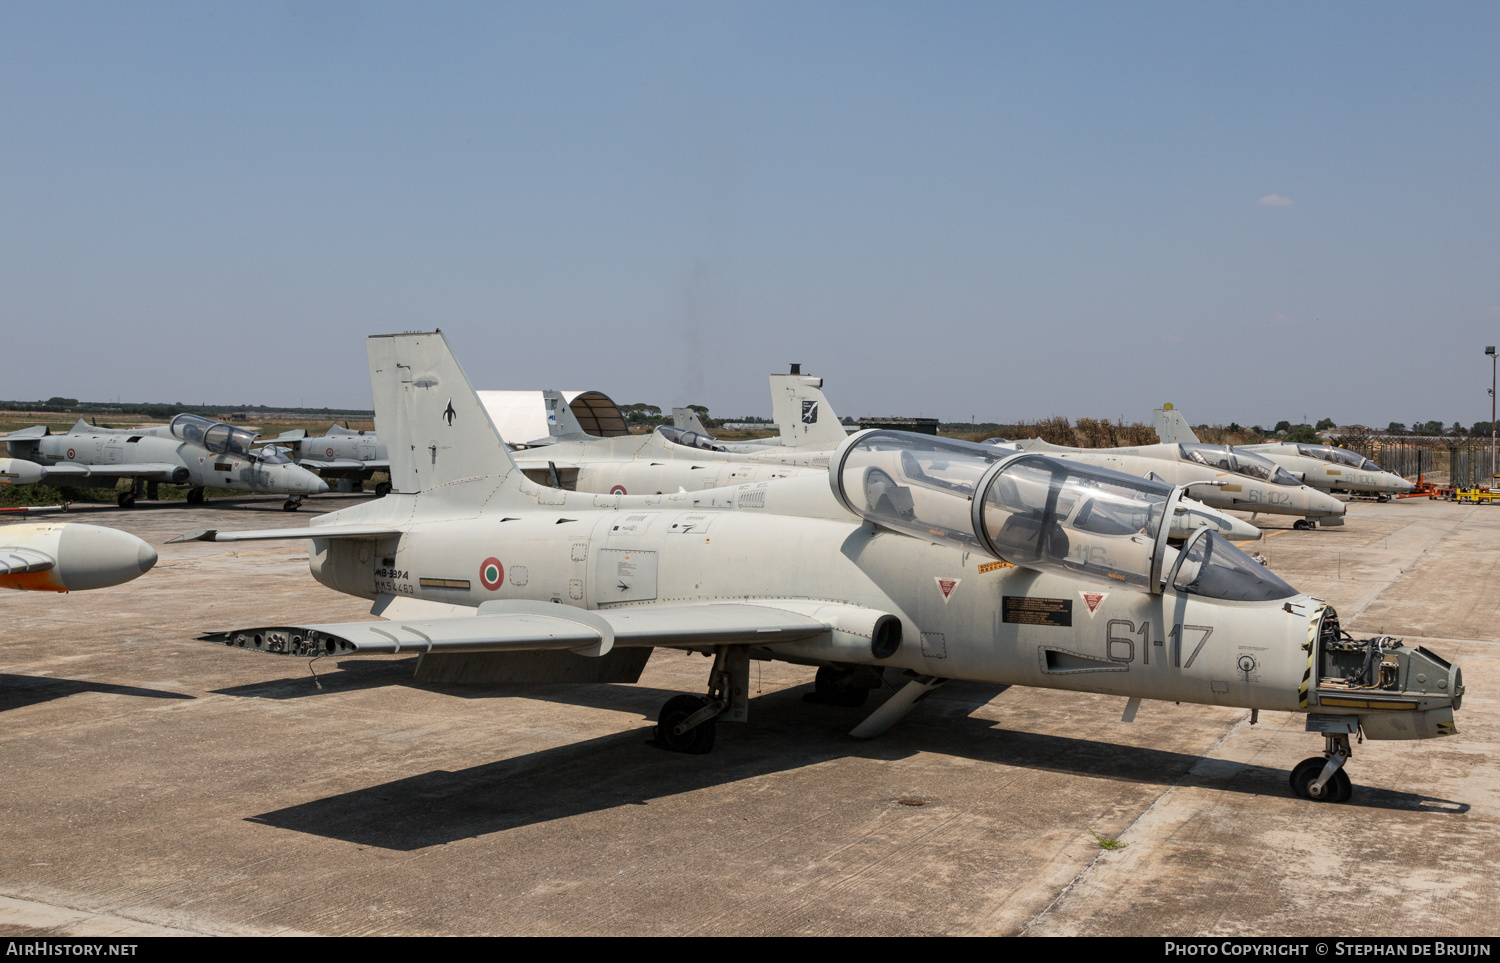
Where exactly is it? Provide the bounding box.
[367,331,519,493]
[543,390,592,442]
[1153,403,1199,445]
[672,407,709,434]
[769,370,848,449]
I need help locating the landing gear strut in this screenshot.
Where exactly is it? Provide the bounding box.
[1290,732,1354,802]
[654,646,749,754]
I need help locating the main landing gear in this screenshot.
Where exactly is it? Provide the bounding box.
[374,482,392,498]
[1289,732,1354,802]
[116,478,148,509]
[282,495,303,512]
[186,487,205,505]
[654,646,749,754]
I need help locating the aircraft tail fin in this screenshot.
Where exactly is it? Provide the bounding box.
[1153,403,1199,445]
[672,407,709,434]
[543,390,593,442]
[769,369,848,449]
[367,330,520,494]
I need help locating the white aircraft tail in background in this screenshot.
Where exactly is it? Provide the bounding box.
[1153,403,1200,445]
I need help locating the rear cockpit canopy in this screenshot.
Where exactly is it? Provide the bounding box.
[656,426,726,452]
[170,414,258,459]
[1179,443,1301,486]
[834,431,1296,599]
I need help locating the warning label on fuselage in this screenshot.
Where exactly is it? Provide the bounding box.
[1003,596,1072,627]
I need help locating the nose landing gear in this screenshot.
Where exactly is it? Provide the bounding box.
[282,496,303,512]
[654,646,749,754]
[1293,518,1317,530]
[1290,732,1354,802]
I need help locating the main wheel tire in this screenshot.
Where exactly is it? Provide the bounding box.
[186,488,204,505]
[1290,757,1352,802]
[374,482,392,498]
[814,666,870,707]
[116,492,135,509]
[655,695,716,754]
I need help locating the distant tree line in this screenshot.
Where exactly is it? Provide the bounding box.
[0,399,375,420]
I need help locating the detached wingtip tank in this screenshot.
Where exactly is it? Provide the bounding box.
[188,330,1463,803]
[0,522,156,592]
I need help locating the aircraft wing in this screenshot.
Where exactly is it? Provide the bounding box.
[167,524,404,543]
[63,463,185,479]
[0,547,54,575]
[200,599,840,658]
[298,458,369,471]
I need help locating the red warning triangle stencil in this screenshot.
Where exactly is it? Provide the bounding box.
[935,577,960,602]
[1080,591,1108,615]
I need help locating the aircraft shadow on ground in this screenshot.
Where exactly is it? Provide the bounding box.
[248,682,1463,850]
[0,673,194,712]
[212,658,686,717]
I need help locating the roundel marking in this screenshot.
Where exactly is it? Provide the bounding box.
[66,449,75,460]
[326,447,334,458]
[610,485,627,495]
[479,557,505,590]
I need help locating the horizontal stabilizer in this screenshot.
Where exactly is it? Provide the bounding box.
[0,547,54,575]
[0,426,49,441]
[200,599,832,659]
[168,524,404,544]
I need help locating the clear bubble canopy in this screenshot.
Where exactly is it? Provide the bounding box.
[831,431,1295,600]
[169,414,266,460]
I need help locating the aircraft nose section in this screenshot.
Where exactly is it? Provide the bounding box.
[137,541,159,575]
[1308,488,1346,517]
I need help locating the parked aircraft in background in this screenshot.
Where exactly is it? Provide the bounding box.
[0,415,327,510]
[1151,405,1414,500]
[993,435,1347,530]
[0,522,156,591]
[173,330,1457,802]
[265,424,391,496]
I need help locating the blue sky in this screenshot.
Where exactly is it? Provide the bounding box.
[2,2,1496,427]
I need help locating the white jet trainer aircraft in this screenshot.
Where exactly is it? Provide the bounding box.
[1153,405,1414,501]
[1001,430,1347,530]
[1,415,327,510]
[175,331,1462,803]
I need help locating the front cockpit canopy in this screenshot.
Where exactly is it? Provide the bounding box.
[170,414,258,459]
[1170,529,1297,601]
[656,426,726,452]
[1179,443,1301,486]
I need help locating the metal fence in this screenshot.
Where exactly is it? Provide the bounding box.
[1449,447,1498,488]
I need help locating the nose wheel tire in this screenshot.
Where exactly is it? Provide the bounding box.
[1290,757,1353,802]
[116,492,135,509]
[655,695,717,754]
[374,482,392,497]
[1293,519,1315,531]
[282,499,301,512]
[812,666,871,707]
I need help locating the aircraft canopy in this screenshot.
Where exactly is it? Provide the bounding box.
[1293,444,1380,472]
[170,414,257,459]
[1178,443,1301,486]
[834,431,1293,599]
[655,426,725,452]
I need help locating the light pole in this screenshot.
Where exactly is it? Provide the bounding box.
[1488,346,1496,485]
